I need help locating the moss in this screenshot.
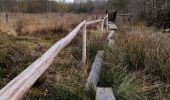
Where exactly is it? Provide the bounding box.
[25,81,84,100]
[0,34,53,89]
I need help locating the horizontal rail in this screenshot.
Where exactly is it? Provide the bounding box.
[117,14,132,16]
[86,19,102,25]
[0,20,86,100]
[0,14,108,100]
[103,15,108,19]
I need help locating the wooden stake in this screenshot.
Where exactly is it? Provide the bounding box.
[101,18,104,33]
[82,24,87,66]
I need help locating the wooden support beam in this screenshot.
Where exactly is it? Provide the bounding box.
[108,23,118,30]
[101,18,104,33]
[96,87,116,100]
[86,51,104,91]
[107,30,115,47]
[0,21,86,100]
[82,24,87,66]
[117,14,132,16]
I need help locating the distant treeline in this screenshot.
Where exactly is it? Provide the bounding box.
[0,0,106,13]
[0,0,68,13]
[0,0,169,28]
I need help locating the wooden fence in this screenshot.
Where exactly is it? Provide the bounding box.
[86,17,118,100]
[0,15,109,100]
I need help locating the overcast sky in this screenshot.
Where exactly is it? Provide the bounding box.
[55,0,74,3]
[64,0,73,3]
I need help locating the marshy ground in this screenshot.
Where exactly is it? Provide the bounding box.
[0,13,170,100]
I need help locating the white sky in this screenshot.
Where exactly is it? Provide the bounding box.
[67,0,73,2]
[55,0,74,3]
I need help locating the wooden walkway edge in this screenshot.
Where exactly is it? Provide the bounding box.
[86,50,104,91]
[96,87,116,100]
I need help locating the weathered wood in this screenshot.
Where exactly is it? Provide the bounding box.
[117,14,132,16]
[107,30,115,47]
[108,22,118,30]
[86,19,101,25]
[0,20,86,100]
[101,18,104,33]
[96,87,116,100]
[103,15,108,19]
[106,14,109,31]
[108,10,117,22]
[82,24,87,66]
[86,51,104,91]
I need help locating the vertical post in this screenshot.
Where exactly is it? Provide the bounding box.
[5,12,8,24]
[82,24,87,66]
[101,18,104,33]
[106,14,109,31]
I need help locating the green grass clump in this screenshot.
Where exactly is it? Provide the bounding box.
[0,35,52,88]
[99,31,170,99]
[111,32,170,81]
[25,82,83,100]
[98,65,145,100]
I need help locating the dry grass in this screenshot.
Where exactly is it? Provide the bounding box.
[0,13,102,36]
[112,32,170,80]
[0,13,105,100]
[99,24,170,99]
[0,13,80,36]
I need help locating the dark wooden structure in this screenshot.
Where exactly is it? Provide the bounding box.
[108,10,117,22]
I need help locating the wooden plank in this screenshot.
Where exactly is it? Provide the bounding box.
[86,19,101,25]
[117,14,132,16]
[0,20,86,100]
[103,15,108,19]
[96,87,116,100]
[86,51,104,91]
[108,22,118,30]
[107,30,115,47]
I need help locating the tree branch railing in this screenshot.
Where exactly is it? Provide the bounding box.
[0,15,108,100]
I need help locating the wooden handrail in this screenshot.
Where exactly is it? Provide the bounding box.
[117,14,132,16]
[0,20,86,100]
[86,19,102,25]
[0,14,108,100]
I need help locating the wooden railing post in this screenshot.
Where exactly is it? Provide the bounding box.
[5,12,8,24]
[82,23,87,66]
[101,18,104,33]
[106,14,109,31]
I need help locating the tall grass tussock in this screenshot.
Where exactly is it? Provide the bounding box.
[99,30,170,99]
